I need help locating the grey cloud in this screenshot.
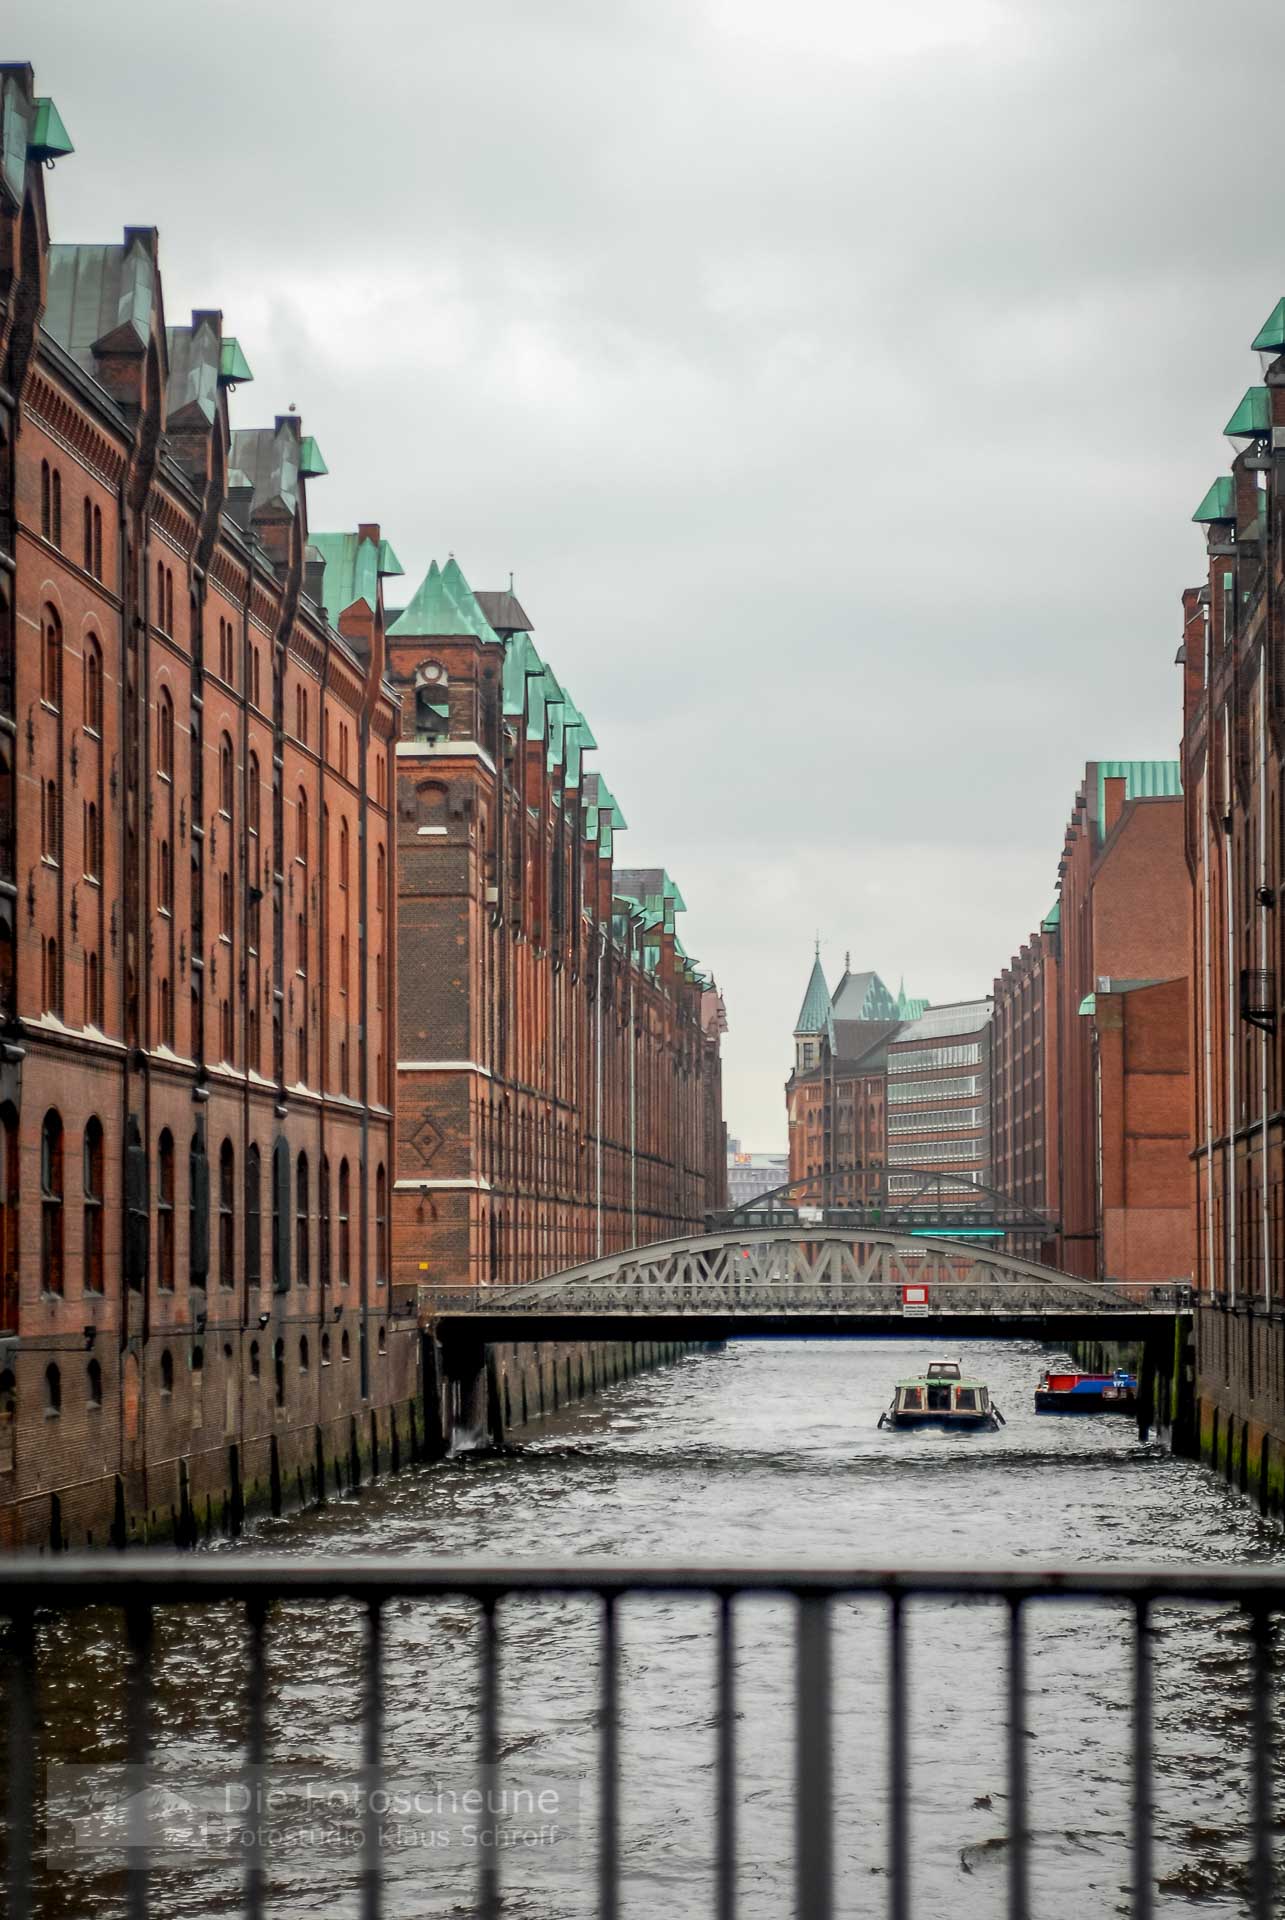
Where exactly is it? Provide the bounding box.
[11,0,1277,1143]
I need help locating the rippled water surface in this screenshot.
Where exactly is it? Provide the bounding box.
[13,1337,1285,1917]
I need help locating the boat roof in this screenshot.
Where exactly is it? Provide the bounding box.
[896,1375,988,1389]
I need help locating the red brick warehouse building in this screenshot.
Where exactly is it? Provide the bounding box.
[387,562,726,1290]
[0,66,410,1547]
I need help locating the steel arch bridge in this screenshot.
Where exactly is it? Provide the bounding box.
[419,1226,1193,1346]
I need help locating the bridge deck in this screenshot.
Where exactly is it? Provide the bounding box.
[419,1228,1192,1346]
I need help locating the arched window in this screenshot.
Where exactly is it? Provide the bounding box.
[375,1165,388,1287]
[83,1117,104,1294]
[247,753,260,835]
[249,1340,260,1380]
[83,497,93,572]
[161,1349,174,1395]
[245,1144,261,1290]
[84,800,101,881]
[158,976,172,1047]
[219,734,234,815]
[41,460,51,540]
[42,778,60,863]
[42,605,62,709]
[41,1110,63,1295]
[156,560,165,629]
[84,637,102,733]
[157,1130,174,1291]
[297,789,308,864]
[157,690,173,778]
[43,935,61,1016]
[299,1334,309,1373]
[296,1153,310,1288]
[378,1322,386,1355]
[165,570,174,637]
[321,1331,331,1365]
[0,1107,17,1334]
[274,1337,285,1408]
[219,1139,234,1288]
[339,818,349,890]
[220,998,232,1060]
[87,1357,102,1407]
[220,870,233,939]
[93,505,103,580]
[51,469,61,549]
[338,1159,351,1284]
[158,838,172,911]
[341,1328,351,1361]
[45,1362,61,1416]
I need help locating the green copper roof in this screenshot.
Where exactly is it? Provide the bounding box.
[1041,900,1061,931]
[1253,299,1285,354]
[1078,994,1096,1016]
[388,557,500,642]
[1193,476,1236,524]
[219,337,253,385]
[298,435,328,478]
[795,952,831,1035]
[310,531,404,628]
[30,97,73,162]
[1225,387,1272,438]
[1096,760,1181,829]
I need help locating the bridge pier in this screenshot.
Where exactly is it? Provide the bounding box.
[425,1334,505,1454]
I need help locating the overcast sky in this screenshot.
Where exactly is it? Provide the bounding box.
[14,0,1280,1146]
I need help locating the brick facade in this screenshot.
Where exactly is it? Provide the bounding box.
[1053,766,1191,1281]
[387,567,725,1291]
[0,67,409,1547]
[991,919,1059,1261]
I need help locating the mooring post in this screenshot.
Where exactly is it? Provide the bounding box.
[1137,1333,1158,1443]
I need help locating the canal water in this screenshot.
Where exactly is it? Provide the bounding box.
[15,1337,1285,1918]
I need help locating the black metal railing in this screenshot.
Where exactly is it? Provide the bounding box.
[1,1557,1279,1920]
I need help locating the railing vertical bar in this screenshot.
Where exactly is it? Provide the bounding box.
[124,1601,154,1920]
[4,1607,35,1920]
[1006,1599,1028,1920]
[1249,1601,1273,1920]
[795,1593,832,1920]
[889,1594,908,1920]
[479,1596,500,1920]
[600,1593,619,1920]
[360,1600,384,1920]
[716,1592,736,1920]
[1132,1598,1153,1920]
[244,1599,267,1920]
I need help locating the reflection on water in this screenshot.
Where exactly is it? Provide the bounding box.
[7,1337,1285,1918]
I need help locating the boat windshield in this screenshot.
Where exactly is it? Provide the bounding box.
[926,1362,961,1380]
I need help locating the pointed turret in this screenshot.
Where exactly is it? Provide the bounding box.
[793,949,832,1071]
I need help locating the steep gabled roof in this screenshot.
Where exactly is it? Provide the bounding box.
[831,969,897,1022]
[310,530,404,629]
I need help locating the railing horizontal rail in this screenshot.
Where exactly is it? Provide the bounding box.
[0,1555,1281,1601]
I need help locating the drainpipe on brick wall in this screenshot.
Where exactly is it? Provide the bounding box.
[1259,631,1271,1315]
[1225,727,1238,1309]
[595,917,606,1259]
[1202,610,1216,1298]
[629,914,638,1249]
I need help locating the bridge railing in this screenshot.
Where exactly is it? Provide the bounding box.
[0,1555,1276,1920]
[417,1278,1195,1319]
